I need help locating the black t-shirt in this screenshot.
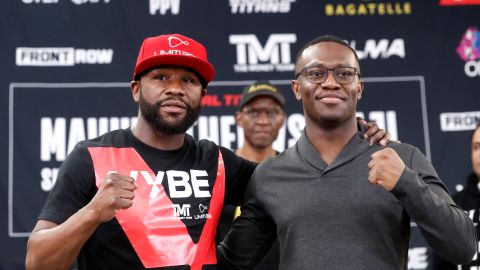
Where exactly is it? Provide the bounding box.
[38,128,256,270]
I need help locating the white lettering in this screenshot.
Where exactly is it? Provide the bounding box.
[286,113,305,148]
[198,116,220,144]
[367,111,398,141]
[40,117,136,162]
[16,47,113,66]
[41,117,66,161]
[440,111,480,131]
[408,247,427,270]
[149,0,181,15]
[22,0,59,4]
[229,34,296,72]
[190,170,211,198]
[229,0,296,14]
[350,39,405,60]
[40,167,60,191]
[167,170,192,198]
[172,204,191,218]
[220,116,236,149]
[465,60,480,77]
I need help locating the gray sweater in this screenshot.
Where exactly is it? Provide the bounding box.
[218,131,477,270]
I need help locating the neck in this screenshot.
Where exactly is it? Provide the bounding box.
[235,142,277,163]
[305,116,358,165]
[131,117,186,150]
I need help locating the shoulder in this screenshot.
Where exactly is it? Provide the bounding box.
[80,128,131,147]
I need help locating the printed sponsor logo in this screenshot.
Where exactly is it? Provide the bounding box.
[324,1,412,16]
[16,47,113,66]
[149,0,180,15]
[440,111,480,131]
[229,34,296,73]
[101,170,211,199]
[457,27,480,77]
[172,204,212,220]
[349,39,406,60]
[229,0,296,14]
[173,204,192,219]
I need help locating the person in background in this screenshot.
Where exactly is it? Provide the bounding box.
[429,123,480,269]
[217,34,477,270]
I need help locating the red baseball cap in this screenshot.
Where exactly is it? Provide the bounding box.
[133,34,215,84]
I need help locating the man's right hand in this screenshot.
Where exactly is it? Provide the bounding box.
[86,173,137,223]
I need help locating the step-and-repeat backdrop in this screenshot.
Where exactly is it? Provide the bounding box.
[1,0,480,269]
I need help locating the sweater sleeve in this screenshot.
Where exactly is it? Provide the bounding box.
[391,146,477,264]
[217,170,277,270]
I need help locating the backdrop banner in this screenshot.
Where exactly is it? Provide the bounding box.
[1,0,480,269]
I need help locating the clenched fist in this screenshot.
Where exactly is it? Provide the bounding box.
[86,173,137,223]
[368,147,405,191]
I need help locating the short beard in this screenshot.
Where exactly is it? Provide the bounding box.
[139,92,201,135]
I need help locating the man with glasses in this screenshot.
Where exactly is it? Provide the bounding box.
[217,35,476,270]
[218,80,285,270]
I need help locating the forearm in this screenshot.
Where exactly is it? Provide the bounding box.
[26,207,101,270]
[393,168,477,263]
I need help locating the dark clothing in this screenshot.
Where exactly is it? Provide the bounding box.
[429,173,480,270]
[217,151,281,270]
[218,131,476,270]
[38,128,256,270]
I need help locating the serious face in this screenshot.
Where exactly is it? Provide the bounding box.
[236,96,285,149]
[132,66,206,134]
[472,127,480,178]
[292,42,363,128]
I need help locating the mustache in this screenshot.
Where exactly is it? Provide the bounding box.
[154,97,190,109]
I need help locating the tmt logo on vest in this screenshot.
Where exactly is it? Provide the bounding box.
[229,34,296,72]
[109,170,211,198]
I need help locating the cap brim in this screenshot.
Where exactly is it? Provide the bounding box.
[239,92,285,110]
[134,54,215,83]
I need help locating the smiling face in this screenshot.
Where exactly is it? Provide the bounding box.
[292,41,363,129]
[131,66,206,134]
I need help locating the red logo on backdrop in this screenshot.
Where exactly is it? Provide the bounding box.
[440,0,480,5]
[87,147,225,270]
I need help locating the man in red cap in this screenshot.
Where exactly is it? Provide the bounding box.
[25,34,389,270]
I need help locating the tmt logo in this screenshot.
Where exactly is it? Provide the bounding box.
[172,204,191,220]
[149,0,180,15]
[457,26,480,77]
[229,34,296,72]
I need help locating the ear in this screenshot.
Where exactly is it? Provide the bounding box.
[357,80,364,100]
[131,80,141,103]
[201,88,207,97]
[291,80,302,101]
[235,111,244,128]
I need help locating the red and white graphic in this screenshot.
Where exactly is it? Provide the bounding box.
[88,147,225,269]
[440,0,480,5]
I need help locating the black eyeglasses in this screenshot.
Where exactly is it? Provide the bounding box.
[242,108,283,119]
[295,66,360,84]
